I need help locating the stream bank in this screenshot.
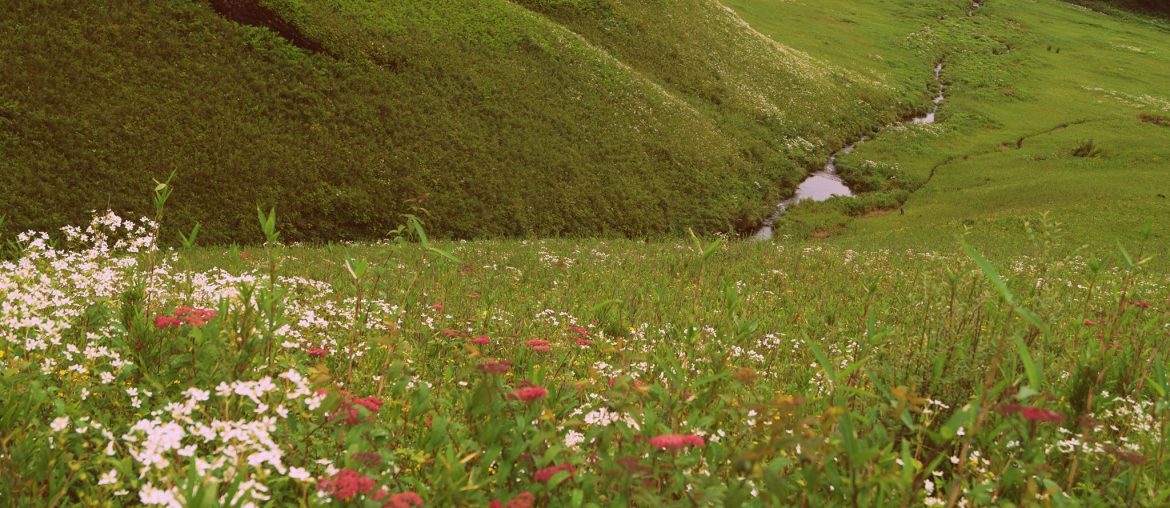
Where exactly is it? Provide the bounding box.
[753,63,946,240]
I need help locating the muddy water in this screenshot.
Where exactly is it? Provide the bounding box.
[753,64,945,240]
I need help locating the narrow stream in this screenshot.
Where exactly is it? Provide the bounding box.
[753,63,946,240]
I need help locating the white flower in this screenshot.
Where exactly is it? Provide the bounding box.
[564,430,586,448]
[289,467,312,482]
[139,483,182,508]
[50,416,70,432]
[98,469,118,486]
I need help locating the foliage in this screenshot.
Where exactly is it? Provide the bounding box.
[2,209,1169,506]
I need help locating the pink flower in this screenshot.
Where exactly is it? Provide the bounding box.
[1020,407,1065,423]
[525,339,550,351]
[571,326,591,336]
[471,335,490,345]
[440,329,460,337]
[317,470,377,501]
[353,396,382,413]
[174,306,217,327]
[649,433,705,450]
[533,463,575,483]
[576,338,592,346]
[431,303,445,311]
[382,491,424,508]
[508,386,548,402]
[330,393,382,424]
[307,347,329,357]
[157,307,217,329]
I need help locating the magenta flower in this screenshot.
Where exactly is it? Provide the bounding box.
[508,386,548,402]
[649,433,705,450]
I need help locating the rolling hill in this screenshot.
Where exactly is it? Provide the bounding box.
[0,0,930,244]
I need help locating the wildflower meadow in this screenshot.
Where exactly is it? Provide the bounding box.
[1,180,1167,506]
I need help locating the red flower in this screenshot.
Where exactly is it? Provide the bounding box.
[330,393,382,424]
[307,347,329,357]
[533,463,575,483]
[383,491,424,508]
[575,338,592,346]
[508,386,548,402]
[440,329,460,337]
[1020,407,1065,423]
[491,492,534,508]
[525,339,550,351]
[649,433,706,450]
[478,359,512,375]
[353,396,382,413]
[571,326,591,336]
[1083,319,1097,327]
[174,306,217,328]
[471,335,490,345]
[317,470,377,501]
[431,303,445,311]
[1133,300,1150,309]
[155,316,180,329]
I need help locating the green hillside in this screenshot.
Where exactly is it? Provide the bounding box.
[5,1,1170,506]
[721,0,1170,258]
[0,0,928,244]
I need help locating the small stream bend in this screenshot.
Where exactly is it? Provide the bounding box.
[753,63,946,240]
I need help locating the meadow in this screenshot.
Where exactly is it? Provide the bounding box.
[1,200,1168,506]
[2,0,1170,506]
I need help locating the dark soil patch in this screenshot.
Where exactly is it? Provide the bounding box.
[208,0,327,54]
[1139,113,1170,127]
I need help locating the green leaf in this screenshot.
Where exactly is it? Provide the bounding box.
[426,246,463,264]
[963,242,1049,335]
[1012,333,1043,390]
[940,402,977,441]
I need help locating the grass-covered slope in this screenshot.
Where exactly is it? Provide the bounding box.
[0,0,901,244]
[722,0,1170,258]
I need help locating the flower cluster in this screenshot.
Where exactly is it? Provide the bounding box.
[649,433,706,450]
[155,306,218,329]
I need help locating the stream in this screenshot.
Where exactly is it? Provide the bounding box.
[753,63,946,240]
